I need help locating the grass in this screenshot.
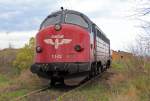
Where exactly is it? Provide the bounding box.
[0,48,149,101]
[0,74,9,84]
[0,60,149,101]
[111,61,126,71]
[0,49,42,101]
[0,70,42,101]
[0,74,27,101]
[0,89,27,101]
[57,60,150,101]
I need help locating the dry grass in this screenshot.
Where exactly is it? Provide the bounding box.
[0,69,43,101]
[0,49,45,101]
[57,60,150,101]
[0,49,149,101]
[17,69,43,89]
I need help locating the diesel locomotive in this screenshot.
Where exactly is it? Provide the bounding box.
[31,8,111,85]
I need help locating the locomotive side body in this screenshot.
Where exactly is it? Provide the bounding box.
[94,26,111,68]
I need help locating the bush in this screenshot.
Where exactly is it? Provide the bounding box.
[12,37,35,71]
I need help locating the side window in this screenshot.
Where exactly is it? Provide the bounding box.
[96,29,101,38]
[92,24,96,34]
[65,14,88,28]
[96,27,110,44]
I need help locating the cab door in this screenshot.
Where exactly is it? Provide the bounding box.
[91,24,97,62]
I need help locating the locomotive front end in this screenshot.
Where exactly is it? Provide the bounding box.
[31,10,91,81]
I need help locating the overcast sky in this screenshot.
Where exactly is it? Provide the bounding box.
[0,0,148,51]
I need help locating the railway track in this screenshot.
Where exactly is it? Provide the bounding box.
[54,74,102,101]
[13,86,50,101]
[13,73,102,101]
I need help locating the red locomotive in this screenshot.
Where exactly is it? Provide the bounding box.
[31,8,111,85]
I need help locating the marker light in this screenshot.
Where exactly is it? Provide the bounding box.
[55,24,61,31]
[36,46,42,53]
[74,45,83,52]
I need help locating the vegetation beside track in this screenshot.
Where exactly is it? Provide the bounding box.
[0,39,60,101]
[0,48,150,101]
[0,37,150,101]
[57,60,150,101]
[0,69,43,101]
[0,38,42,101]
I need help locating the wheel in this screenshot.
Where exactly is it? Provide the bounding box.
[50,78,56,86]
[95,63,99,76]
[106,60,111,69]
[97,63,101,74]
[59,78,65,86]
[89,63,95,78]
[101,65,105,73]
[92,63,97,76]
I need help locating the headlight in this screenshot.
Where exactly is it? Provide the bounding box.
[55,24,61,31]
[36,46,42,53]
[74,45,83,52]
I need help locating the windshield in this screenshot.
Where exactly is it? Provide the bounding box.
[65,13,88,28]
[40,14,61,30]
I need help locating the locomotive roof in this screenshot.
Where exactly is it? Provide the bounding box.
[48,9,109,41]
[49,9,93,24]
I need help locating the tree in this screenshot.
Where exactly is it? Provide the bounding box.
[128,0,150,72]
[134,0,150,56]
[12,37,35,71]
